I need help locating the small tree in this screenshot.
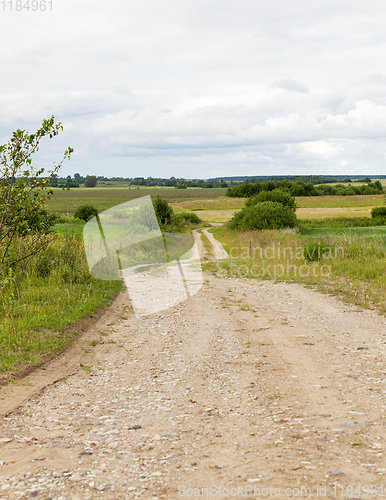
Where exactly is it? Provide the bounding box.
[74,204,99,222]
[85,175,97,187]
[0,116,73,267]
[152,195,173,226]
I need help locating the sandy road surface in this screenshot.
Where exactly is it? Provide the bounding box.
[1,242,386,498]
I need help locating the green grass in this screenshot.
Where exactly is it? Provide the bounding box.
[0,234,122,373]
[301,226,386,238]
[51,222,86,236]
[200,231,213,258]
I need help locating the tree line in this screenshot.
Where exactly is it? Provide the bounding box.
[49,175,230,189]
[226,179,384,198]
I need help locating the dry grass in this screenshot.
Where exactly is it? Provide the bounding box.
[296,194,384,208]
[297,207,373,219]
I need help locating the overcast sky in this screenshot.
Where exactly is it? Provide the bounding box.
[1,0,386,179]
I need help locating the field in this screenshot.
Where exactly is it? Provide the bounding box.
[47,188,385,223]
[46,186,228,214]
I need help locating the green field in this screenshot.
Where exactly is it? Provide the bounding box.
[302,226,386,238]
[47,187,228,214]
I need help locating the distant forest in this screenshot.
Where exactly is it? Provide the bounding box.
[226,178,384,198]
[49,174,229,189]
[210,175,386,183]
[49,174,383,190]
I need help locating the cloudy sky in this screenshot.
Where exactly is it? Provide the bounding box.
[1,0,386,179]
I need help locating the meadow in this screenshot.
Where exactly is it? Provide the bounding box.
[46,186,228,214]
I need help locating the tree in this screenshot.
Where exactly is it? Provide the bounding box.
[85,175,97,187]
[74,204,98,222]
[152,195,173,226]
[0,116,73,268]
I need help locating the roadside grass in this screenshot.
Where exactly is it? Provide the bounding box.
[46,187,228,214]
[205,225,386,314]
[0,234,122,373]
[200,231,213,258]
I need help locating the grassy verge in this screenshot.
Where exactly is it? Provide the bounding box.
[0,233,122,372]
[199,231,213,258]
[206,225,386,314]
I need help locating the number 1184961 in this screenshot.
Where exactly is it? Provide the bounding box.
[2,0,52,11]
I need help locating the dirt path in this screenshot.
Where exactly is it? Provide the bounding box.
[202,228,229,260]
[1,234,386,499]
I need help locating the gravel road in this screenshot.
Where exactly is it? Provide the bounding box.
[1,247,386,498]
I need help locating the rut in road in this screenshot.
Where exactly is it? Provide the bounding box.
[0,234,386,498]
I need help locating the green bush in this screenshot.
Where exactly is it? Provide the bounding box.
[229,201,298,231]
[152,195,173,226]
[371,206,386,218]
[74,205,99,222]
[245,189,297,212]
[177,212,202,224]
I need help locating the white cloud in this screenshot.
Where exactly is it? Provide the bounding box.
[287,141,344,160]
[1,0,386,177]
[268,79,310,94]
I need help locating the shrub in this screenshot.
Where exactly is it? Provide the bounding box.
[177,212,202,224]
[152,195,173,226]
[74,205,99,222]
[229,201,298,231]
[371,206,386,218]
[175,184,187,189]
[246,189,297,212]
